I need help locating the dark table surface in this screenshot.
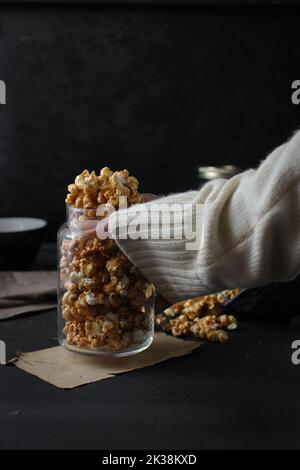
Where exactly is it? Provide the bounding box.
[2,311,300,449]
[1,245,300,450]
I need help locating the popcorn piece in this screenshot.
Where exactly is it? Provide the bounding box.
[64,270,84,292]
[100,166,113,178]
[155,313,166,326]
[106,255,128,277]
[69,271,84,283]
[164,307,176,318]
[206,330,229,344]
[109,172,131,197]
[85,292,106,306]
[78,258,98,278]
[79,276,102,292]
[64,321,89,349]
[62,291,78,307]
[219,314,238,330]
[115,275,130,296]
[103,276,118,295]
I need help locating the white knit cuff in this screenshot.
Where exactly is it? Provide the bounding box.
[107,191,209,303]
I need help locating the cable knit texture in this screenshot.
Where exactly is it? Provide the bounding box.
[108,130,300,303]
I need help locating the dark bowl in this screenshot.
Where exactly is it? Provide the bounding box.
[0,217,47,270]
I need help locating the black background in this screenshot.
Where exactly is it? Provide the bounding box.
[0,1,300,239]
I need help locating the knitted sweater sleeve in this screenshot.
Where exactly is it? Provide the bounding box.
[108,130,300,304]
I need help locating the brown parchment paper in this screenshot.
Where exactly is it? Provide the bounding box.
[14,332,201,389]
[0,271,57,319]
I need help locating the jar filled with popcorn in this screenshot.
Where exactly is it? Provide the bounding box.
[57,167,155,357]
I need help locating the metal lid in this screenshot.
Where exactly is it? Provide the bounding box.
[198,165,242,180]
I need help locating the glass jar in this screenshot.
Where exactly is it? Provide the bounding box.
[57,206,155,357]
[198,165,242,187]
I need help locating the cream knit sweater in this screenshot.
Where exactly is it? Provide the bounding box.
[108,130,300,303]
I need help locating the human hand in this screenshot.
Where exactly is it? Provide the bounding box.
[78,193,160,237]
[142,193,160,202]
[77,193,169,309]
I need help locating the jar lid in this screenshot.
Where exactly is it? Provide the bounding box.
[198,165,242,180]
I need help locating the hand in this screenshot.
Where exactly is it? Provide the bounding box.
[142,193,160,202]
[79,193,160,237]
[77,193,169,309]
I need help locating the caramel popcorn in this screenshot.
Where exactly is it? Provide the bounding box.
[65,167,143,211]
[155,290,239,344]
[60,167,154,353]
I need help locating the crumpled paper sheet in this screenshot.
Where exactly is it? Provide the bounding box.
[0,271,57,319]
[14,332,201,389]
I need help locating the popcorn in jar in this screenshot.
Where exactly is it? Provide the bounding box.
[57,168,155,357]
